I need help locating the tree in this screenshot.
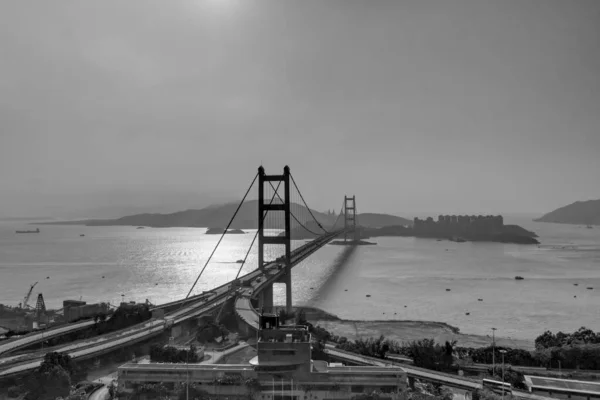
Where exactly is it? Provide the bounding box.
[488,367,527,390]
[219,324,230,341]
[26,364,71,400]
[296,309,307,325]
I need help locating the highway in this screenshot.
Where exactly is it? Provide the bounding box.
[320,344,554,400]
[0,320,97,356]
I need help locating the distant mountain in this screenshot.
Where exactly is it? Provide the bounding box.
[534,199,600,225]
[35,200,412,230]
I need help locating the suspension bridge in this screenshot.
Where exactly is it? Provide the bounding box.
[0,165,361,377]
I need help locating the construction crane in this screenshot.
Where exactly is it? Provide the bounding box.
[22,282,38,309]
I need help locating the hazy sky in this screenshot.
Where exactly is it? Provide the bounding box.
[1,0,599,218]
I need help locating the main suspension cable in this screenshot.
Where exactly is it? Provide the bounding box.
[268,181,322,236]
[289,172,328,233]
[184,172,259,300]
[215,181,282,322]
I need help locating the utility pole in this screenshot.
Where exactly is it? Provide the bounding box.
[491,327,497,375]
[186,351,189,400]
[500,349,507,400]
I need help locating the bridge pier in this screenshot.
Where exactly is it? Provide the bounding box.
[408,376,416,390]
[258,283,274,312]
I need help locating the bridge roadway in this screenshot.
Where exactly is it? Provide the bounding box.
[0,230,344,378]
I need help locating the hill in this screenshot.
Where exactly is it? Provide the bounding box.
[534,199,600,225]
[35,200,411,230]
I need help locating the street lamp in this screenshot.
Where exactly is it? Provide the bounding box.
[558,360,562,377]
[491,328,497,375]
[499,349,507,400]
[186,350,189,400]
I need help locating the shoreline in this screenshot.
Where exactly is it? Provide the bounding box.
[291,306,535,350]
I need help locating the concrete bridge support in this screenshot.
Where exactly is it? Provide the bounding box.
[408,376,416,390]
[258,283,274,312]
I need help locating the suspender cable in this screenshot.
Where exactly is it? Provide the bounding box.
[289,173,329,233]
[184,172,259,300]
[268,182,322,237]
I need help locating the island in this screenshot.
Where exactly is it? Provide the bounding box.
[534,199,600,226]
[285,214,539,244]
[205,228,246,235]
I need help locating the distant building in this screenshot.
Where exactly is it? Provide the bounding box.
[412,214,504,237]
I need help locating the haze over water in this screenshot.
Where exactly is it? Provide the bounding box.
[1,215,599,341]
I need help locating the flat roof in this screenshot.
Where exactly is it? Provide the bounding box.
[526,376,600,395]
[119,363,252,371]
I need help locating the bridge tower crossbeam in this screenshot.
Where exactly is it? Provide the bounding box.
[257,166,292,314]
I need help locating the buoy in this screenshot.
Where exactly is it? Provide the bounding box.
[574,295,577,298]
[46,276,49,279]
[404,305,407,308]
[344,289,348,291]
[102,276,105,278]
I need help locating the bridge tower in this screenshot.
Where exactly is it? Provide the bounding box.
[257,166,292,314]
[344,195,358,242]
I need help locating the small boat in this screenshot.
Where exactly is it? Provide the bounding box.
[465,312,470,315]
[446,289,451,292]
[478,298,483,301]
[515,276,524,280]
[366,294,371,297]
[586,225,593,229]
[80,234,85,237]
[587,287,594,290]
[235,260,244,264]
[574,283,579,286]
[137,227,145,229]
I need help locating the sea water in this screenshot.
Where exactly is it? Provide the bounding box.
[0,215,598,340]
